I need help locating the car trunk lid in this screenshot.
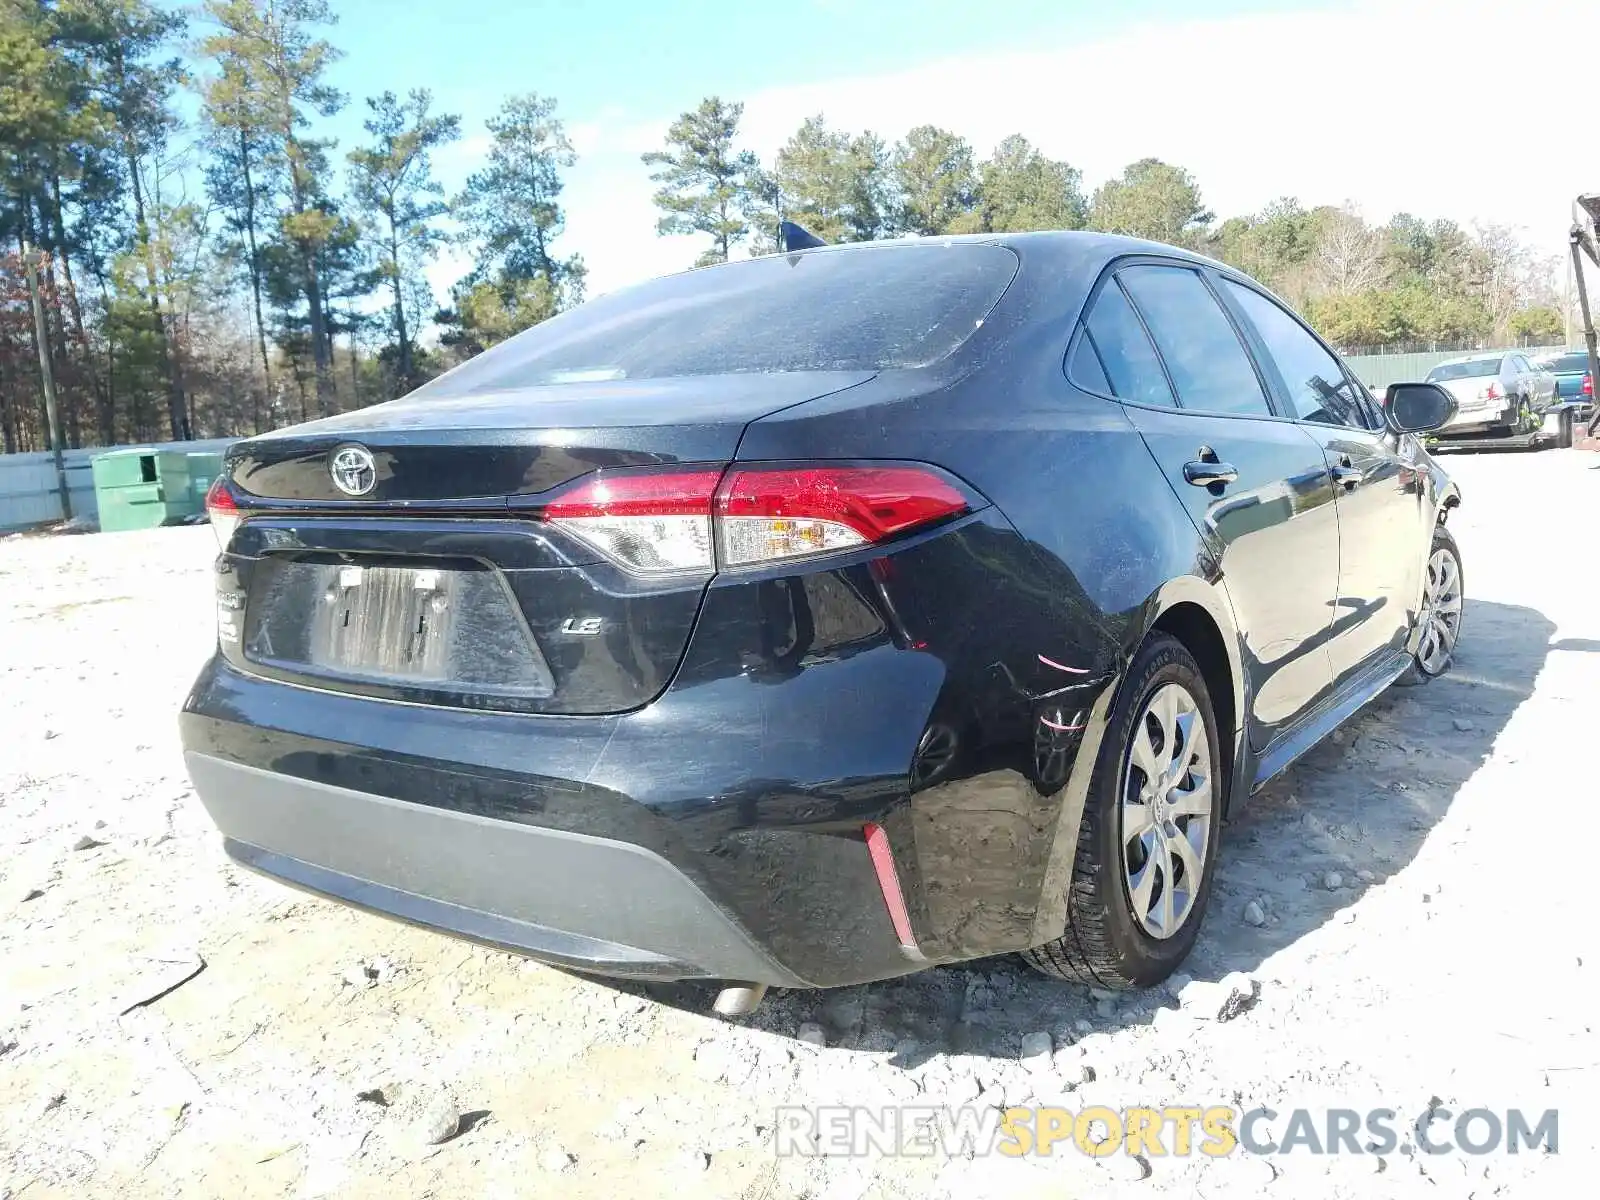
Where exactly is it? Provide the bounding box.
[216,372,874,715]
[1433,376,1501,413]
[226,373,873,504]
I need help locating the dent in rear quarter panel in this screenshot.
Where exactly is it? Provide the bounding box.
[737,324,1218,960]
[584,541,953,985]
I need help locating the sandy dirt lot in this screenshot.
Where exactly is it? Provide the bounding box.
[2,449,1597,1199]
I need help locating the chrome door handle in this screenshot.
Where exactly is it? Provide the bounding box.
[1183,460,1239,487]
[1331,465,1362,489]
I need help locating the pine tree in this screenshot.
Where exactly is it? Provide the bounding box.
[892,125,977,236]
[199,0,346,417]
[456,93,583,292]
[347,89,459,392]
[200,51,282,421]
[751,116,893,249]
[446,92,583,351]
[973,135,1085,234]
[642,97,760,268]
[58,0,192,439]
[1087,158,1213,249]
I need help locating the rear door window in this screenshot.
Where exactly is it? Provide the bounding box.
[1078,281,1176,407]
[1118,266,1273,417]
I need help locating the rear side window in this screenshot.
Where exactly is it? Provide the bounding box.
[1119,266,1272,417]
[1223,281,1373,429]
[1080,281,1176,407]
[415,244,1019,394]
[1067,332,1112,394]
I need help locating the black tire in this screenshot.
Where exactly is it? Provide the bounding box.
[1397,523,1464,687]
[1022,633,1223,990]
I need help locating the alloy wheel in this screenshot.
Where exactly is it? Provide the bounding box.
[911,723,959,787]
[1417,546,1463,675]
[1120,682,1213,940]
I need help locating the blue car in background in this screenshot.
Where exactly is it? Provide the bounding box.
[1529,350,1597,445]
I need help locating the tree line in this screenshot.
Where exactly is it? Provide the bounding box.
[1,0,580,453]
[649,100,1565,353]
[0,1,1567,456]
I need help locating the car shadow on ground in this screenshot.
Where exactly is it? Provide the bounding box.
[590,599,1565,1063]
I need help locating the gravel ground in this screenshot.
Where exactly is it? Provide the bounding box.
[2,449,1597,1199]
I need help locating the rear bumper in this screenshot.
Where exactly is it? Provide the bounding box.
[1440,398,1515,435]
[179,653,931,988]
[190,752,800,983]
[178,511,1119,987]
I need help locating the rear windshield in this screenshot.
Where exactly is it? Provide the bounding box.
[1426,359,1501,381]
[425,243,1019,393]
[1537,352,1591,374]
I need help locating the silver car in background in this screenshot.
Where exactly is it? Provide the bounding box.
[1423,352,1557,436]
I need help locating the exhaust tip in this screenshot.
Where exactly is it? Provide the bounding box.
[712,983,768,1017]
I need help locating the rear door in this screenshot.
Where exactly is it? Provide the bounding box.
[1502,356,1523,406]
[1072,262,1340,751]
[1513,354,1555,406]
[1218,279,1427,691]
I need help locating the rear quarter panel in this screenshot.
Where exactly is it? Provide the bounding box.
[737,249,1244,960]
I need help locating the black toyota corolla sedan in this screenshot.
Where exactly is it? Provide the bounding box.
[182,232,1465,1012]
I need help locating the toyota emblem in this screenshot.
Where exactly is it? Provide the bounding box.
[329,445,377,497]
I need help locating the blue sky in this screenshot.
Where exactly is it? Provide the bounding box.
[183,0,1593,303]
[315,0,1316,126]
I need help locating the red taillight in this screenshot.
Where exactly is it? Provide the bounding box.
[205,476,242,550]
[863,821,918,953]
[541,469,723,520]
[1585,374,1593,397]
[715,465,968,567]
[1484,381,1501,401]
[538,462,971,575]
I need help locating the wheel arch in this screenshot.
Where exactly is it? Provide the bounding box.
[1433,467,1462,523]
[1134,577,1248,817]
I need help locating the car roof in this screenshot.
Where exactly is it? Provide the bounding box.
[791,228,1228,270]
[774,230,1251,321]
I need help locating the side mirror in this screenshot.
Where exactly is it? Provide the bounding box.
[1383,382,1458,434]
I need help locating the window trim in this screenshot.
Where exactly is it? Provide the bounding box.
[1065,269,1179,409]
[1062,254,1288,423]
[1212,273,1380,432]
[1068,324,1115,397]
[1117,261,1282,420]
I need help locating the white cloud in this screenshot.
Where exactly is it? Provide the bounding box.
[453,0,1599,300]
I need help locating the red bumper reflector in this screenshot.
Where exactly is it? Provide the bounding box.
[863,821,918,953]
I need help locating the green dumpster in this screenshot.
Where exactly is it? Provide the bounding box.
[91,448,208,533]
[184,452,226,508]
